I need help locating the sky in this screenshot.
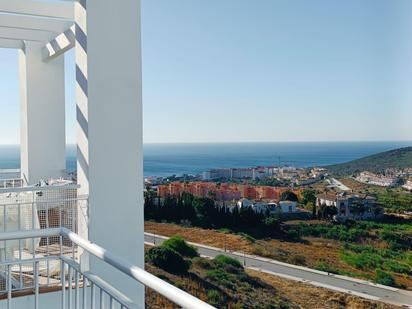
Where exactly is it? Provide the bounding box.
[1,0,412,144]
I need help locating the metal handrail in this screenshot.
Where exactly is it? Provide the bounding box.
[0,228,216,309]
[0,184,80,194]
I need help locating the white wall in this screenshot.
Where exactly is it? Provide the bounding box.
[75,0,144,307]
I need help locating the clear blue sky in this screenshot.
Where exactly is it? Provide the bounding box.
[1,0,412,144]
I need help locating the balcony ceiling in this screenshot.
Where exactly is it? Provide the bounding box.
[0,0,74,47]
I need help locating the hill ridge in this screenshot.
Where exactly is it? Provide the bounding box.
[326,146,412,176]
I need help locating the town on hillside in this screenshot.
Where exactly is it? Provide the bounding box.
[145,161,412,223]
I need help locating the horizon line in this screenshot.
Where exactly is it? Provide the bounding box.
[0,140,412,147]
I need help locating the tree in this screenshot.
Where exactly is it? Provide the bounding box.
[193,197,216,226]
[181,192,196,222]
[302,189,317,205]
[280,191,298,202]
[263,215,282,235]
[305,202,317,219]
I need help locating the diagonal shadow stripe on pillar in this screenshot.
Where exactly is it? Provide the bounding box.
[76,64,88,97]
[75,24,87,53]
[76,105,88,139]
[79,0,87,10]
[77,145,89,181]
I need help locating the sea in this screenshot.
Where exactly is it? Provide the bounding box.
[0,141,411,178]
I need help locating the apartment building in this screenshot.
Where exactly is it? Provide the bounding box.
[158,182,300,202]
[356,171,399,187]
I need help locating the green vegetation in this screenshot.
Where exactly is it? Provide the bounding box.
[237,232,256,243]
[326,146,412,176]
[301,189,317,205]
[315,261,339,274]
[375,189,412,212]
[145,246,190,274]
[207,290,224,306]
[287,220,412,287]
[145,235,199,274]
[162,235,199,258]
[286,222,368,242]
[214,254,243,269]
[146,238,291,308]
[375,269,397,287]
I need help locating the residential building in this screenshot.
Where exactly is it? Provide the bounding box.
[236,199,297,214]
[202,166,274,180]
[316,192,383,221]
[403,178,412,191]
[356,171,399,187]
[157,181,301,202]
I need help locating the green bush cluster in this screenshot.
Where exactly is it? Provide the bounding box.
[162,236,199,258]
[145,235,199,274]
[288,223,368,242]
[376,190,412,212]
[315,261,339,274]
[214,254,243,269]
[341,244,411,275]
[145,246,190,274]
[375,269,397,287]
[207,290,223,306]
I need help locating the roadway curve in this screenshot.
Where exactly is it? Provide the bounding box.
[144,232,412,308]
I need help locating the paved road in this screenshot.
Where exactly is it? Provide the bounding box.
[326,177,351,191]
[145,233,412,308]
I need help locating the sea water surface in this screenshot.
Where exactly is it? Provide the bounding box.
[0,142,411,177]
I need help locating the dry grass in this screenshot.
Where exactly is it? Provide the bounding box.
[143,254,402,308]
[248,269,401,309]
[146,221,252,252]
[145,221,412,290]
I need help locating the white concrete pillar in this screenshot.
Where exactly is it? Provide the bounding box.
[75,0,144,306]
[19,41,66,185]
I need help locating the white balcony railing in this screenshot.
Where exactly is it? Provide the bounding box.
[0,185,214,308]
[0,179,23,190]
[0,228,214,309]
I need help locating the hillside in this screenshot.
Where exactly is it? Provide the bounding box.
[326,146,412,177]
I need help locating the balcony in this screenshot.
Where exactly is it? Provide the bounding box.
[0,186,214,309]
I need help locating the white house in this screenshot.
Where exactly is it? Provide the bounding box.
[356,171,399,187]
[278,201,297,213]
[403,179,412,191]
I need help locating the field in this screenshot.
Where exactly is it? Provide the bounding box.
[145,220,412,290]
[144,244,402,309]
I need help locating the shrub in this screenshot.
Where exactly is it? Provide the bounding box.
[375,269,397,287]
[404,252,412,266]
[145,247,189,274]
[316,261,339,274]
[162,236,199,258]
[206,268,229,281]
[238,232,256,243]
[340,251,383,271]
[382,260,410,274]
[207,290,223,306]
[192,256,212,269]
[214,255,243,269]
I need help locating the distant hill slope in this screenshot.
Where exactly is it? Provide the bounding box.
[326,146,412,176]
